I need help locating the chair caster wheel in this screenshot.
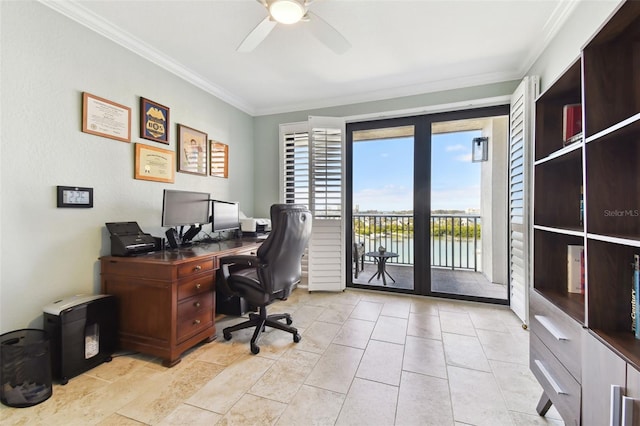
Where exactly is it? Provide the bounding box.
[251,344,260,354]
[286,317,293,325]
[223,332,232,341]
[293,333,301,343]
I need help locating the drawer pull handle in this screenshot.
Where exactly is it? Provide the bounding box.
[196,283,201,289]
[534,360,567,395]
[534,315,568,341]
[194,301,201,308]
[194,265,202,271]
[193,319,201,325]
[622,395,635,426]
[611,385,622,426]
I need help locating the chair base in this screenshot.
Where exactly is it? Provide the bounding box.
[222,306,301,354]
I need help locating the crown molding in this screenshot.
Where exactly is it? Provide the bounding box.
[39,0,569,118]
[517,0,582,76]
[252,69,522,116]
[38,0,257,116]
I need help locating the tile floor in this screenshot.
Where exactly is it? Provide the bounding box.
[1,288,564,425]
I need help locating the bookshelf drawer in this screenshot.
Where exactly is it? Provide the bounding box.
[530,290,583,382]
[531,333,581,425]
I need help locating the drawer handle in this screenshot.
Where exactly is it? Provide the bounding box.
[194,265,202,271]
[534,315,568,341]
[534,360,567,395]
[611,385,622,426]
[622,395,635,426]
[194,301,201,308]
[196,283,201,289]
[193,319,201,325]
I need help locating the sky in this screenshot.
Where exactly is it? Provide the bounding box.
[352,130,482,212]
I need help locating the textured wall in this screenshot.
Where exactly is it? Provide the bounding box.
[0,1,255,331]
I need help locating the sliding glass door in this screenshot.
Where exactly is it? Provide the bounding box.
[348,121,416,292]
[347,106,510,303]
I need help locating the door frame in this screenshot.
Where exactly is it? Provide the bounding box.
[346,105,511,303]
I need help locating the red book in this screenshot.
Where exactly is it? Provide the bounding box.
[563,103,582,144]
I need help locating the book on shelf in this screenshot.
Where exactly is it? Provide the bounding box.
[631,254,640,339]
[567,245,585,294]
[562,103,582,146]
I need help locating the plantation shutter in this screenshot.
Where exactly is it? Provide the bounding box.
[282,122,310,207]
[280,122,310,278]
[307,116,345,291]
[509,76,539,325]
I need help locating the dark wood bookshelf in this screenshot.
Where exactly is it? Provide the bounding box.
[532,3,640,423]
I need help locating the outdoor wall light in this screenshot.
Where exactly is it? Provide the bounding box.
[269,0,306,24]
[472,137,489,162]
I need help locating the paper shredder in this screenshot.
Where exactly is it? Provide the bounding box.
[43,294,117,384]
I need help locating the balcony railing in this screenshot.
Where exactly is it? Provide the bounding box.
[353,213,481,271]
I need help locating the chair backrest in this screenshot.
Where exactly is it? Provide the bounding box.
[256,204,312,299]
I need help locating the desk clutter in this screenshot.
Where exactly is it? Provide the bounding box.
[106,222,159,256]
[239,217,271,235]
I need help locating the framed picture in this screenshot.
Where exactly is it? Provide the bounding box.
[140,97,170,144]
[82,92,131,143]
[210,141,229,178]
[134,143,175,183]
[177,124,208,176]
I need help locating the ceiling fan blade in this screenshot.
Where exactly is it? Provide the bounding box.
[237,16,277,52]
[306,11,350,54]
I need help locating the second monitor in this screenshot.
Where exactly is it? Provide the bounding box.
[211,200,240,234]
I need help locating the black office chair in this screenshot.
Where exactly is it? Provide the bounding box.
[218,204,312,354]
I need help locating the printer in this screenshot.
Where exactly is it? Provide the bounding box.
[105,222,157,256]
[240,217,271,235]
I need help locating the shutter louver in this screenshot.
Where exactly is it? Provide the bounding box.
[307,116,346,291]
[284,130,310,207]
[509,76,539,325]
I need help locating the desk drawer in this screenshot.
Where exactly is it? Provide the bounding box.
[530,290,582,382]
[177,258,215,279]
[178,275,214,300]
[530,333,581,425]
[177,294,213,342]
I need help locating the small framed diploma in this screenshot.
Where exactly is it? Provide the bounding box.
[57,186,94,208]
[82,92,131,143]
[134,143,175,183]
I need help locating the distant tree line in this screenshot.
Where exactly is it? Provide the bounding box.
[353,216,481,239]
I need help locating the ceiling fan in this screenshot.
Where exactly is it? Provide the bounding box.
[237,0,351,54]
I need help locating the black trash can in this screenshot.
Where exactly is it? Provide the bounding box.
[0,329,52,407]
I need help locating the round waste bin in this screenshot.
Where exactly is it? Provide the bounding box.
[1,329,52,408]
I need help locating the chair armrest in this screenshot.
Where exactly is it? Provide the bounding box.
[218,255,261,297]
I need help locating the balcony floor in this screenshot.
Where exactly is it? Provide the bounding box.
[352,263,508,301]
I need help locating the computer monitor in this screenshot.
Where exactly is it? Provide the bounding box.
[161,189,210,233]
[211,200,240,233]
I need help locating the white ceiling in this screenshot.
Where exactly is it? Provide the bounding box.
[44,0,579,116]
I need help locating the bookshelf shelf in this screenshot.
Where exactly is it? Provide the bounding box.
[534,224,584,237]
[585,112,640,145]
[531,2,640,424]
[533,140,583,166]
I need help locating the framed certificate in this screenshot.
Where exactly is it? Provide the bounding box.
[134,143,175,183]
[82,92,131,143]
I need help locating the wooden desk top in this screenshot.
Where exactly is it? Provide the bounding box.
[100,238,262,265]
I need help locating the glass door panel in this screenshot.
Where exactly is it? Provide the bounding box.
[349,124,415,292]
[429,117,509,302]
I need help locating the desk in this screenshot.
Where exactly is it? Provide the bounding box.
[366,251,399,286]
[100,238,261,367]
